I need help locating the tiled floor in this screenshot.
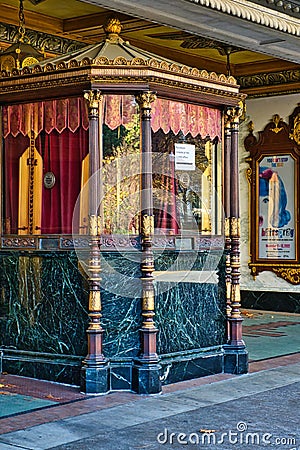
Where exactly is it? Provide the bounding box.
[242,309,300,361]
[0,309,299,435]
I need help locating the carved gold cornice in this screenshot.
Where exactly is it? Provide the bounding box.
[189,0,300,35]
[0,56,237,87]
[0,65,243,105]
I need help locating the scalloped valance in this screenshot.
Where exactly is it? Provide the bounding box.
[3,95,221,140]
[104,95,221,139]
[2,97,89,138]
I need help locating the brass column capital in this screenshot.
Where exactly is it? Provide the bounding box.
[135,91,157,110]
[84,89,103,116]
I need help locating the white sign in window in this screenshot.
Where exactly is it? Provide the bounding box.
[175,143,195,171]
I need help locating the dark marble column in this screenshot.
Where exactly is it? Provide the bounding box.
[132,91,162,394]
[224,104,248,374]
[224,113,232,342]
[81,90,109,394]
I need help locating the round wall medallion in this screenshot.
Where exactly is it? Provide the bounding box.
[44,171,56,189]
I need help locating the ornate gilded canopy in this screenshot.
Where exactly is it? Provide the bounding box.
[0,17,244,106]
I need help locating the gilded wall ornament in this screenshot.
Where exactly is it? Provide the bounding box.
[270,114,283,134]
[272,267,300,285]
[289,113,300,145]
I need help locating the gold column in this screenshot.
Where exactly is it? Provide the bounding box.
[133,91,161,394]
[81,90,108,394]
[224,112,232,342]
[226,104,245,347]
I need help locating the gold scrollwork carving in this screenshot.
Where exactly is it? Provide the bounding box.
[142,214,154,237]
[248,120,254,134]
[245,167,252,184]
[289,113,300,145]
[230,217,240,237]
[270,114,283,134]
[273,267,300,285]
[135,91,157,109]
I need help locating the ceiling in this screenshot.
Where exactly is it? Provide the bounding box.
[0,0,299,96]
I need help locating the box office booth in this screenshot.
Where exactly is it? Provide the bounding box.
[0,18,247,394]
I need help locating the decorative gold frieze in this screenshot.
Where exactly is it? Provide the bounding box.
[237,69,300,90]
[0,21,85,56]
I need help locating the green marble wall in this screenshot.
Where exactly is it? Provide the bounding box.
[0,250,226,367]
[0,252,89,356]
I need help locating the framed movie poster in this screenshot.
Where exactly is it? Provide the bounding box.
[258,154,296,260]
[245,109,300,284]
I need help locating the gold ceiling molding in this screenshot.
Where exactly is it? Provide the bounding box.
[237,69,300,88]
[0,21,85,55]
[191,0,300,35]
[0,55,238,86]
[237,69,300,96]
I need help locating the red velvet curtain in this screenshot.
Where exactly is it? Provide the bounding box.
[4,128,88,235]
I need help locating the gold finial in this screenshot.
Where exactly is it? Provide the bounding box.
[270,114,283,134]
[104,17,122,37]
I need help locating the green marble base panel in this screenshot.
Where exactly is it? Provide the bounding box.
[241,290,300,313]
[1,349,82,386]
[110,362,132,391]
[160,347,224,385]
